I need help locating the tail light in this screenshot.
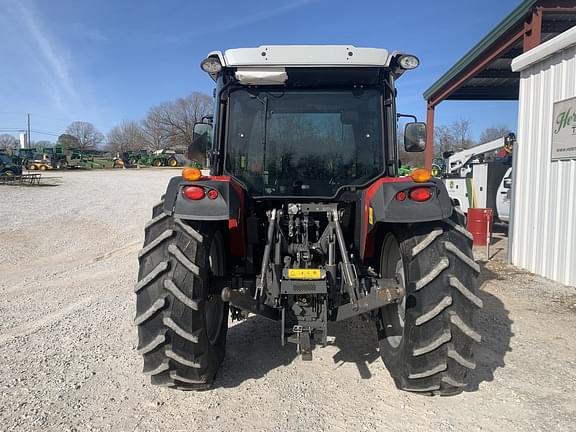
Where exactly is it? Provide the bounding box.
[395,191,407,201]
[409,187,432,202]
[207,189,219,200]
[183,185,205,200]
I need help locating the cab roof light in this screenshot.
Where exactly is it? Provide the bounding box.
[398,55,420,70]
[201,57,222,74]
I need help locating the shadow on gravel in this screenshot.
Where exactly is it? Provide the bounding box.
[328,318,380,379]
[214,314,380,388]
[215,316,297,389]
[466,263,514,392]
[215,263,513,391]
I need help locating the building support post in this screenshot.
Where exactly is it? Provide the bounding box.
[425,102,435,169]
[523,7,543,52]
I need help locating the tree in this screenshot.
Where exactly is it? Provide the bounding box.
[434,119,475,156]
[148,92,212,153]
[451,119,474,150]
[434,124,456,155]
[141,110,169,151]
[0,134,18,150]
[479,126,511,144]
[65,121,105,149]
[34,140,53,148]
[107,121,146,153]
[57,133,81,150]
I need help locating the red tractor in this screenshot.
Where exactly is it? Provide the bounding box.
[134,46,482,395]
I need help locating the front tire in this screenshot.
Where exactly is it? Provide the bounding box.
[376,217,482,395]
[135,199,228,390]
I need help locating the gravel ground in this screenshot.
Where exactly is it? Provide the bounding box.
[1,169,575,432]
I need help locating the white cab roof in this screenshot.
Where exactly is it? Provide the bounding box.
[208,45,392,68]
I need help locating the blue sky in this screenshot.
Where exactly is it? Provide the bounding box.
[0,0,520,143]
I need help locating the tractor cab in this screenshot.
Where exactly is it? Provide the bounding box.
[193,45,426,198]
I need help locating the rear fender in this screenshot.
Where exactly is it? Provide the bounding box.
[163,175,245,256]
[361,177,453,259]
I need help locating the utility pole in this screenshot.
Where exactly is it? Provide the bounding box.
[27,113,31,148]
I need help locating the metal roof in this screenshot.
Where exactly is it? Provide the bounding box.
[423,0,576,103]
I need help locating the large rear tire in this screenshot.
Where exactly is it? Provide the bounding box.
[376,216,482,396]
[135,199,228,390]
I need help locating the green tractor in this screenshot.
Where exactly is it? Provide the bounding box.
[0,153,23,177]
[150,149,186,167]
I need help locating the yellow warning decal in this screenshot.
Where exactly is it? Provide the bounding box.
[369,206,374,225]
[287,268,322,280]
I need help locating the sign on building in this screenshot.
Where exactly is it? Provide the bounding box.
[552,96,576,160]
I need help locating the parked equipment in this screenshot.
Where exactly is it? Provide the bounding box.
[26,154,53,171]
[150,149,187,167]
[0,153,23,177]
[134,46,482,395]
[440,134,514,222]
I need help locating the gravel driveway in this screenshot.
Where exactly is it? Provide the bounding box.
[1,170,575,431]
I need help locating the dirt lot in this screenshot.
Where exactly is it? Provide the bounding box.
[1,169,575,432]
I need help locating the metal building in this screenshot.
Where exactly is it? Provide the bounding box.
[509,27,576,286]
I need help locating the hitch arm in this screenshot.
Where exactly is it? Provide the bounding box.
[222,287,280,321]
[255,208,277,299]
[332,209,359,305]
[335,278,403,321]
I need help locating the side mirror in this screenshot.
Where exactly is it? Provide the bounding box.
[404,122,427,152]
[191,122,213,167]
[193,122,213,142]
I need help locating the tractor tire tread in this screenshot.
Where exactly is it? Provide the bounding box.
[135,197,227,390]
[379,216,482,396]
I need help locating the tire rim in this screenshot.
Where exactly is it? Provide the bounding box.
[205,234,225,345]
[379,234,406,349]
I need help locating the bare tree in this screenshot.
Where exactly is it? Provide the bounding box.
[107,121,146,153]
[150,92,212,153]
[0,134,18,150]
[434,124,456,155]
[65,121,105,149]
[451,119,473,150]
[479,126,511,144]
[141,110,169,151]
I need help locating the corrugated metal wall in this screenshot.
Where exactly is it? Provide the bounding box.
[510,42,576,287]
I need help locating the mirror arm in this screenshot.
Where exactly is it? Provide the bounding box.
[397,113,418,122]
